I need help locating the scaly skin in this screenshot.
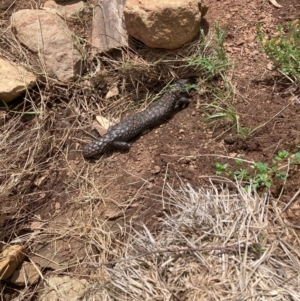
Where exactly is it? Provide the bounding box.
[83,79,192,158]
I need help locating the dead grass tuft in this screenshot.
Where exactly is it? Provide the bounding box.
[85,181,300,301]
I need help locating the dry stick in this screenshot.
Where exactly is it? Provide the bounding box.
[276,157,290,204]
[241,97,296,135]
[280,188,300,214]
[28,257,45,282]
[161,163,170,210]
[92,244,259,266]
[162,153,254,164]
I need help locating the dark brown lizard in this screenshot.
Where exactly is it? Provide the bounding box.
[83,79,193,158]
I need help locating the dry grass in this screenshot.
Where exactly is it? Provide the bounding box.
[17,180,300,300]
[76,181,298,301]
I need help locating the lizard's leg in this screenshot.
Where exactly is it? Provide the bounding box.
[176,96,191,108]
[112,141,131,150]
[91,129,102,139]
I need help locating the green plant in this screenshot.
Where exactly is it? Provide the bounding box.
[204,96,295,140]
[252,244,267,253]
[184,22,230,79]
[257,21,300,82]
[214,150,298,192]
[185,83,198,92]
[291,152,300,165]
[1,100,43,115]
[274,149,289,162]
[215,162,228,175]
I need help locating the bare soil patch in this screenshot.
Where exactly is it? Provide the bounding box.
[1,0,300,300]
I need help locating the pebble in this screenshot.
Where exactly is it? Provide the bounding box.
[151,166,161,174]
[55,202,61,211]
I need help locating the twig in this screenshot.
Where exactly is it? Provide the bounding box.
[85,244,262,266]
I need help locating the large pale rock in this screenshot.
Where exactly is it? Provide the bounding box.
[10,261,40,286]
[11,9,84,82]
[124,0,208,49]
[0,245,26,280]
[0,58,37,102]
[43,0,85,20]
[39,276,89,301]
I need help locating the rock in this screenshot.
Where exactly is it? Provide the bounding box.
[151,165,161,174]
[31,215,86,271]
[38,276,89,301]
[124,0,208,49]
[30,255,62,271]
[11,9,84,82]
[0,58,37,102]
[10,261,40,286]
[32,238,84,271]
[0,245,26,280]
[43,0,85,20]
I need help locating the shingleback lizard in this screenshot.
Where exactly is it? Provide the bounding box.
[83,79,193,158]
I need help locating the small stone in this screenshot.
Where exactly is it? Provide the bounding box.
[224,136,236,145]
[147,183,153,189]
[38,276,89,301]
[0,245,26,280]
[10,261,40,286]
[151,166,161,174]
[43,0,85,20]
[267,62,274,70]
[55,202,61,211]
[179,129,185,134]
[191,111,196,116]
[0,58,37,102]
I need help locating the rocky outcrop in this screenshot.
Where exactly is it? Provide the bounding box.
[124,0,208,49]
[0,245,26,280]
[11,9,84,82]
[0,58,37,102]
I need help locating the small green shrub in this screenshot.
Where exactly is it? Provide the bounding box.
[185,22,230,80]
[215,150,300,192]
[257,20,300,82]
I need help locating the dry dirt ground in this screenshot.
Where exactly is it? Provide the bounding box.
[1,0,300,299]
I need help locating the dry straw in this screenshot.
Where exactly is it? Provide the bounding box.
[89,181,300,301]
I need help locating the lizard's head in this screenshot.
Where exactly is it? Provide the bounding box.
[169,78,196,95]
